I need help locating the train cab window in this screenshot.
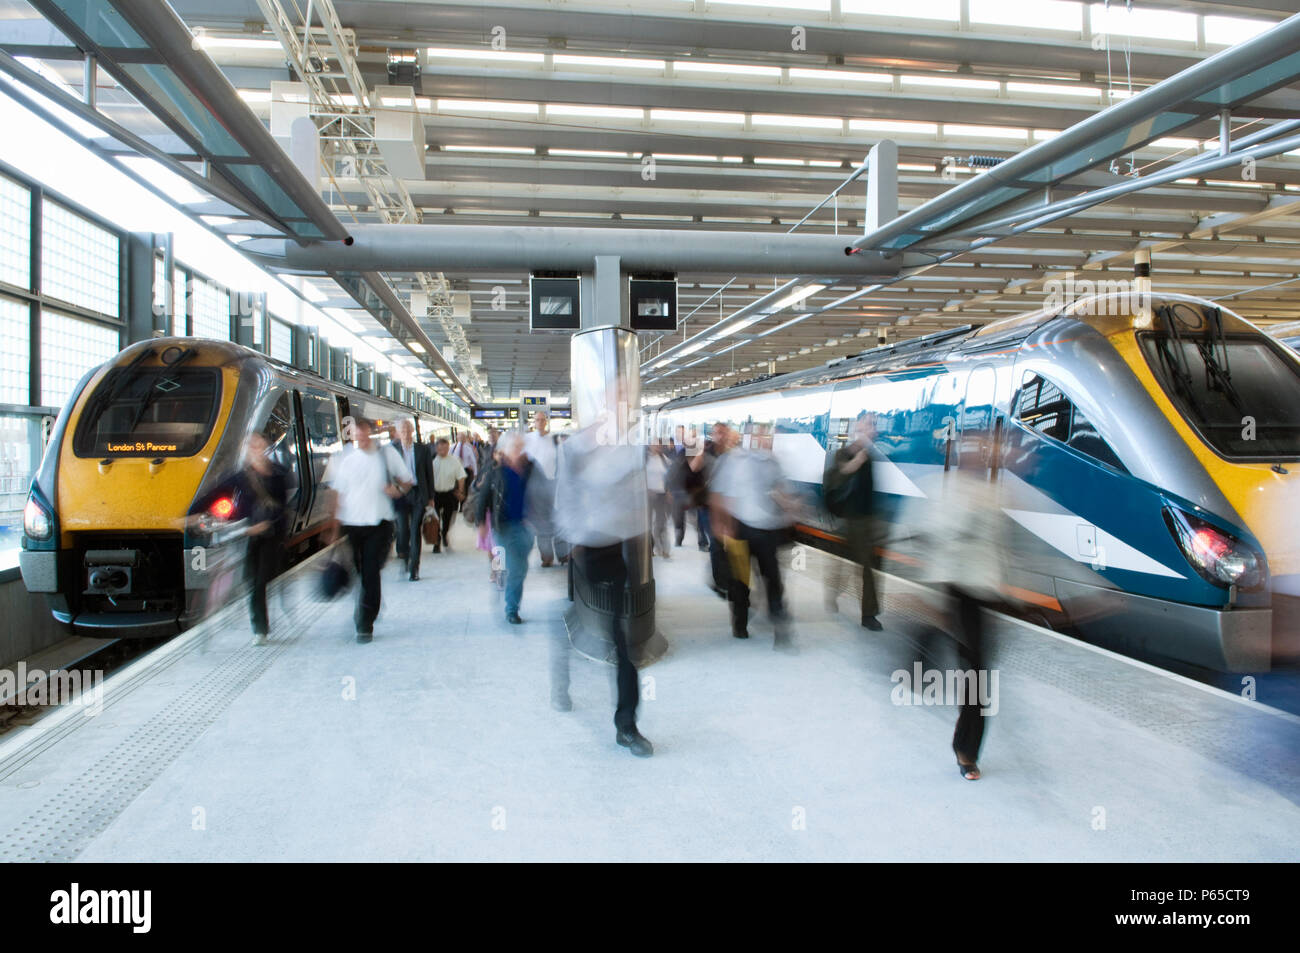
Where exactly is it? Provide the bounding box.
[73,366,221,457]
[1014,373,1127,472]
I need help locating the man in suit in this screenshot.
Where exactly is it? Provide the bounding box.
[393,418,435,581]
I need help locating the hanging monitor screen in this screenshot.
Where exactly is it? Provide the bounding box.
[530,277,581,331]
[629,278,677,331]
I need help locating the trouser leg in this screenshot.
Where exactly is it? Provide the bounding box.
[672,495,686,545]
[503,522,533,616]
[434,491,457,547]
[347,524,386,631]
[851,517,880,621]
[536,533,555,564]
[406,502,425,575]
[580,543,638,730]
[248,536,272,634]
[950,586,987,761]
[695,504,710,548]
[393,505,411,558]
[749,527,787,620]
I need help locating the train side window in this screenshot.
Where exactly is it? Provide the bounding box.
[1014,372,1126,472]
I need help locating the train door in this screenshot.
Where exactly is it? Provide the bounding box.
[263,392,304,531]
[961,364,998,472]
[301,389,343,526]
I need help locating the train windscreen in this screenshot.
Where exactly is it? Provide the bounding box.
[73,367,222,457]
[1139,331,1300,459]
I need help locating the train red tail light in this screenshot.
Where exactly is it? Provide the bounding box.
[209,496,235,520]
[1163,506,1265,591]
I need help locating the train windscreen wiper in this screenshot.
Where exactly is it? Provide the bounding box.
[1196,306,1245,413]
[121,347,198,439]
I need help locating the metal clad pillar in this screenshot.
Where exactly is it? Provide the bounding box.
[562,253,664,666]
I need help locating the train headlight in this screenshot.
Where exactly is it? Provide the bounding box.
[1163,506,1265,591]
[23,496,52,541]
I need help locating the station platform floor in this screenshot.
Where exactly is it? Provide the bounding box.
[1,518,1298,862]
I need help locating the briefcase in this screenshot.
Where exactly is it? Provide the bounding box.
[421,506,441,545]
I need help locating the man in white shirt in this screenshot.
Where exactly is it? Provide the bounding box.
[451,432,478,510]
[323,417,413,641]
[430,437,467,552]
[523,410,566,566]
[712,422,797,650]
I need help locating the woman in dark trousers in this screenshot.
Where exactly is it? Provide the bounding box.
[192,430,291,645]
[823,412,883,630]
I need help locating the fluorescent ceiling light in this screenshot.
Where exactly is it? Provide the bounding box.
[547,104,643,119]
[672,62,781,78]
[788,68,891,84]
[552,54,665,70]
[1008,82,1100,98]
[675,340,709,359]
[193,35,283,51]
[427,47,545,63]
[903,74,1000,92]
[765,283,826,314]
[752,114,843,129]
[944,124,1028,139]
[651,109,745,124]
[443,145,535,154]
[849,118,939,135]
[436,99,539,115]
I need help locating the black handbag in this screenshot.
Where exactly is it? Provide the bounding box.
[318,555,352,600]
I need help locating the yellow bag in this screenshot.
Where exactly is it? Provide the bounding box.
[723,536,751,588]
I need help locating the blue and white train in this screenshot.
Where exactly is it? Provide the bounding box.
[651,293,1300,672]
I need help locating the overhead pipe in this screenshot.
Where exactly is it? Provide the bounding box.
[273,224,903,275]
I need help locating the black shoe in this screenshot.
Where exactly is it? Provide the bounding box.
[409,572,419,581]
[395,552,408,562]
[432,547,441,554]
[551,694,573,712]
[697,543,709,552]
[732,628,749,639]
[507,612,523,625]
[616,728,654,757]
[862,616,883,631]
[710,584,728,601]
[356,630,373,643]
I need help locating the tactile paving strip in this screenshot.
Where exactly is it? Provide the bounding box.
[0,564,330,862]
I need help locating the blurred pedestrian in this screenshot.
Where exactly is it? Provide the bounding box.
[430,437,467,552]
[191,430,291,645]
[451,432,478,510]
[919,441,1005,781]
[824,411,884,630]
[524,410,567,567]
[393,419,434,581]
[474,430,534,624]
[694,422,736,599]
[646,440,672,558]
[323,417,413,642]
[712,422,798,650]
[554,417,654,757]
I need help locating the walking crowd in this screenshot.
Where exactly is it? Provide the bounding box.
[214,409,998,777]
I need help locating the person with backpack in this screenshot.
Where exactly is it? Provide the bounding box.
[823,411,884,631]
[322,417,413,642]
